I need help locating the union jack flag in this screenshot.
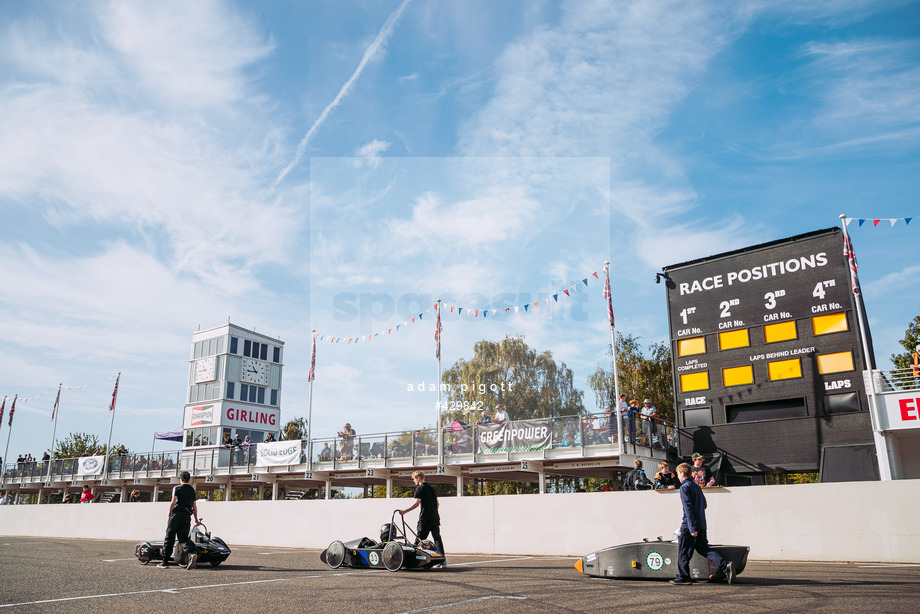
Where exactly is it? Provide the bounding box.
[842,225,861,296]
[603,264,615,329]
[0,396,5,426]
[109,374,119,411]
[308,336,316,382]
[51,385,61,421]
[8,395,16,427]
[435,303,442,361]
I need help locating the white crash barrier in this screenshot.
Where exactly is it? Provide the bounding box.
[1,479,918,563]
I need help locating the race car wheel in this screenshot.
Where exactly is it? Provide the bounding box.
[209,560,222,567]
[325,540,346,569]
[383,541,404,572]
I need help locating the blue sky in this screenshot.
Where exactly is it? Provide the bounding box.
[0,0,917,459]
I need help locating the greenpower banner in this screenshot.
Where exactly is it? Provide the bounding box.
[477,419,553,453]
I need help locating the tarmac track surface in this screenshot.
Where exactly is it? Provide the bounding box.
[0,537,918,614]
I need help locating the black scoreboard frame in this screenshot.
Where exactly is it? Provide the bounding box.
[662,227,875,477]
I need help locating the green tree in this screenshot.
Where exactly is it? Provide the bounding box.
[587,332,674,421]
[441,334,585,423]
[890,314,920,369]
[281,417,307,441]
[54,432,125,458]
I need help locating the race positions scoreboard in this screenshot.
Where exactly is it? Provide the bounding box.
[661,228,875,478]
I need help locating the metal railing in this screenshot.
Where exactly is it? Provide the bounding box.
[868,367,919,393]
[0,411,677,486]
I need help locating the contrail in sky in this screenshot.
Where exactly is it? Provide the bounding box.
[272,0,413,188]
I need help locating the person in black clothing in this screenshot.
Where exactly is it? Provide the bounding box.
[654,461,679,490]
[159,471,200,569]
[623,459,653,491]
[399,470,445,567]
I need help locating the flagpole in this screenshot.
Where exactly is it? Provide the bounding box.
[103,373,120,480]
[3,395,16,475]
[840,214,890,480]
[436,300,443,467]
[307,331,316,470]
[50,384,62,453]
[604,262,624,450]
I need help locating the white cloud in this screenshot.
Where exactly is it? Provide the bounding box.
[99,0,274,108]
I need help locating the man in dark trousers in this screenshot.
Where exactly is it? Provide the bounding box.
[671,462,733,585]
[159,471,200,570]
[399,470,445,568]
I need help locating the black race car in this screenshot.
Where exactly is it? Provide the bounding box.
[575,535,749,582]
[135,519,231,567]
[320,511,445,572]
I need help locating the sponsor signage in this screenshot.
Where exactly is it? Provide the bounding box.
[469,464,520,475]
[875,392,920,431]
[182,401,280,430]
[477,419,552,453]
[553,460,617,470]
[255,440,303,467]
[190,404,214,426]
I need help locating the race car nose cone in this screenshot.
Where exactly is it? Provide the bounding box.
[574,558,584,574]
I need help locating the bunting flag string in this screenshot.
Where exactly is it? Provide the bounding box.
[8,373,119,406]
[842,217,913,227]
[314,267,604,344]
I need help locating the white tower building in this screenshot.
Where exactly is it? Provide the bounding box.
[182,323,284,448]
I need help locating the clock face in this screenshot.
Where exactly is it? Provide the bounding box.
[195,356,217,383]
[241,358,269,385]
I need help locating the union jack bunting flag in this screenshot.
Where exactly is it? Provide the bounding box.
[842,225,861,296]
[435,303,442,361]
[603,264,615,329]
[109,374,119,411]
[51,385,61,421]
[308,336,316,382]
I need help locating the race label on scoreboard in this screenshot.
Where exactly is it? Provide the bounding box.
[664,230,850,337]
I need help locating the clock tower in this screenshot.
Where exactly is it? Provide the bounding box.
[182,323,284,448]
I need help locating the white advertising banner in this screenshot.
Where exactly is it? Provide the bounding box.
[78,456,105,475]
[255,440,303,467]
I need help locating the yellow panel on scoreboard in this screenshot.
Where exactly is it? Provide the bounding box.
[678,337,706,356]
[680,371,710,392]
[719,328,750,350]
[816,351,855,374]
[722,365,754,387]
[812,312,848,336]
[764,320,797,343]
[768,358,802,381]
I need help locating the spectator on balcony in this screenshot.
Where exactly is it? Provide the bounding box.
[129,490,141,502]
[912,344,920,385]
[655,461,679,490]
[476,410,492,426]
[451,430,471,454]
[242,436,255,463]
[221,433,233,449]
[494,405,508,424]
[640,399,657,446]
[0,492,8,505]
[319,442,333,461]
[621,400,639,444]
[264,432,276,443]
[338,423,356,460]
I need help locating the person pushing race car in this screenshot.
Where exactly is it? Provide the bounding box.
[399,470,445,568]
